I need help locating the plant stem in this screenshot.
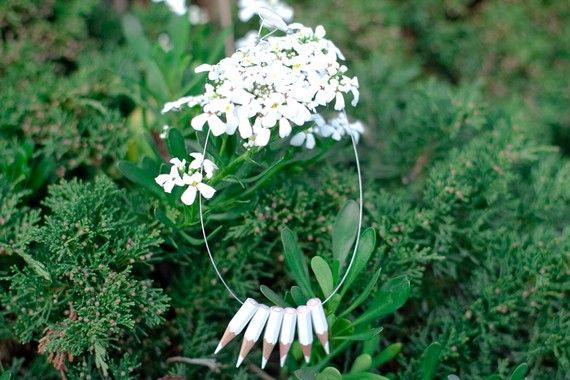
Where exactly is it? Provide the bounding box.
[211,150,253,185]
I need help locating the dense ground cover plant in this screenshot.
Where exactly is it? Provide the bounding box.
[1,0,568,379]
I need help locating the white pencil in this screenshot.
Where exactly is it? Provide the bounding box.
[236,304,271,367]
[215,298,258,354]
[307,298,329,354]
[278,307,297,367]
[261,306,285,369]
[296,305,313,363]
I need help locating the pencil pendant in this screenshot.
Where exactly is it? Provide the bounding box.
[215,298,258,354]
[296,305,313,363]
[278,307,297,367]
[307,298,329,354]
[261,306,284,369]
[236,304,270,367]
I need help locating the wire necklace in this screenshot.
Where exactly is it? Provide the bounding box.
[197,118,362,369]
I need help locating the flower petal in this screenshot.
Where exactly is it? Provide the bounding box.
[181,186,198,205]
[191,113,209,131]
[290,132,306,146]
[306,133,316,149]
[197,182,216,199]
[254,127,271,147]
[334,92,345,111]
[155,174,170,187]
[195,64,212,73]
[279,117,292,138]
[208,114,227,136]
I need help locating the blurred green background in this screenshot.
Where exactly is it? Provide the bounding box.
[0,0,568,379]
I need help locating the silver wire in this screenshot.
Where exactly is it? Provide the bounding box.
[323,126,363,304]
[198,129,244,304]
[197,120,363,306]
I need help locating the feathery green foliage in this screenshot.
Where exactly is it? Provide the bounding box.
[1,177,168,377]
[1,0,569,379]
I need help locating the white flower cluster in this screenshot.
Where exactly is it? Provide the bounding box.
[154,154,218,205]
[238,0,294,23]
[162,23,360,149]
[291,113,365,149]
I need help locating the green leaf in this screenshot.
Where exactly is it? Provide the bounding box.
[350,354,372,373]
[166,128,187,158]
[334,327,383,341]
[339,267,382,318]
[316,367,341,380]
[371,343,402,368]
[0,372,12,380]
[121,14,151,60]
[326,293,342,315]
[341,228,376,293]
[144,60,170,101]
[420,342,442,380]
[290,285,308,306]
[118,160,162,196]
[17,252,50,282]
[311,256,334,297]
[509,363,528,380]
[332,200,359,268]
[353,276,410,326]
[167,14,190,59]
[29,157,55,191]
[282,228,313,297]
[331,317,353,337]
[153,208,207,246]
[362,334,380,355]
[260,285,288,307]
[484,375,503,380]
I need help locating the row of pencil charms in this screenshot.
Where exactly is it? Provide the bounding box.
[214,297,330,368]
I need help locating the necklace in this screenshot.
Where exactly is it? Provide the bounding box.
[197,125,363,369]
[153,9,364,369]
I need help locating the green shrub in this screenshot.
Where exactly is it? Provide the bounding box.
[1,177,168,378]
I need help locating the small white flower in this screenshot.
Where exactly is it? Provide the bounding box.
[162,96,202,114]
[159,125,170,139]
[189,153,218,179]
[191,111,227,136]
[346,120,365,143]
[236,31,259,49]
[155,158,186,193]
[158,33,172,52]
[188,5,209,25]
[252,118,271,147]
[290,129,316,149]
[180,172,216,205]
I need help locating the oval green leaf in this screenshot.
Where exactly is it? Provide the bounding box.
[350,354,372,373]
[332,200,359,268]
[282,228,313,297]
[311,256,334,297]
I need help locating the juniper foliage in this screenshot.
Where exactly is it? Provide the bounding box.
[1,1,569,379]
[1,177,168,378]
